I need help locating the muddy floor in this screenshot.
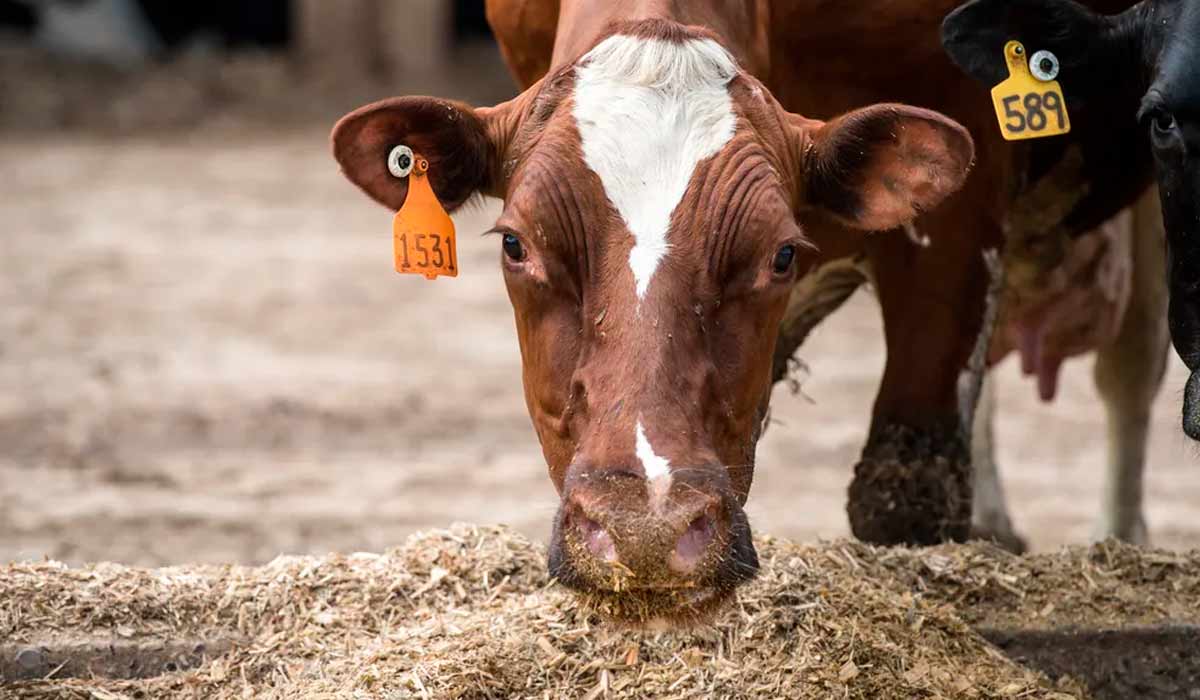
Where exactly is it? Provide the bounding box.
[2,123,1198,568]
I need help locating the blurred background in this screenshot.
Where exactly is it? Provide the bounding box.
[1,0,1197,568]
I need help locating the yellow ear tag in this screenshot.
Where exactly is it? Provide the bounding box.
[991,40,1071,141]
[392,154,457,280]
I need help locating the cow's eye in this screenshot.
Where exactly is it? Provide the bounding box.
[772,244,797,275]
[1153,110,1177,135]
[502,233,526,262]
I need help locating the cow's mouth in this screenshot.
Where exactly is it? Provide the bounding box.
[574,581,739,627]
[550,549,750,627]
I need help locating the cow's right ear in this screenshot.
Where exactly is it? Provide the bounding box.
[941,0,1123,93]
[331,96,512,212]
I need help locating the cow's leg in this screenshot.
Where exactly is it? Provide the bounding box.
[956,249,1022,551]
[849,175,1008,542]
[848,204,1001,546]
[1092,189,1168,545]
[968,373,1027,552]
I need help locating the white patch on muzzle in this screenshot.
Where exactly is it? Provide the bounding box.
[572,33,737,301]
[636,420,672,498]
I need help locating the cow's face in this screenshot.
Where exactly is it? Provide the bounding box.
[334,23,973,624]
[943,0,1200,438]
[1142,3,1200,437]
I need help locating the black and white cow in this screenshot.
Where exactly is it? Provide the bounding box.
[943,0,1200,441]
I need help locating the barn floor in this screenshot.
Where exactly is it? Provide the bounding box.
[2,527,1199,699]
[2,122,1199,568]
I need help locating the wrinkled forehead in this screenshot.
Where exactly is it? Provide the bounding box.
[568,30,743,176]
[571,32,742,294]
[503,29,793,293]
[517,28,748,153]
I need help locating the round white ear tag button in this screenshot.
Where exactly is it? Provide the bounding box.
[388,145,415,178]
[1029,50,1060,82]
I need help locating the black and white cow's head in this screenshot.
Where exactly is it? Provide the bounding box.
[942,0,1200,439]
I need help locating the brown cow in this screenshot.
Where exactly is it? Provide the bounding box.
[482,0,1166,559]
[333,1,978,623]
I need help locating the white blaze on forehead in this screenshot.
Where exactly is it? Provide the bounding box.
[636,420,672,484]
[572,34,738,300]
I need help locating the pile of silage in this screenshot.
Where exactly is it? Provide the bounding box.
[3,524,1199,699]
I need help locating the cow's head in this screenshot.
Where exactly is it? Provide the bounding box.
[333,21,973,624]
[943,0,1200,439]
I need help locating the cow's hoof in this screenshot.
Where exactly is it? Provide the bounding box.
[970,524,1028,555]
[1092,515,1149,547]
[846,422,971,546]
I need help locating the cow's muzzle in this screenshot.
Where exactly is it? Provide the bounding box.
[1184,370,1200,441]
[546,469,758,626]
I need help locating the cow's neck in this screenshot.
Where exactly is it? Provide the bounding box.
[549,0,769,77]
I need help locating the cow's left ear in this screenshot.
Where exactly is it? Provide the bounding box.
[803,104,975,231]
[332,96,515,212]
[941,0,1130,93]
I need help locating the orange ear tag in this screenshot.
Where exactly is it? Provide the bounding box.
[391,152,457,279]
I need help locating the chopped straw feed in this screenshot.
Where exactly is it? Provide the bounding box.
[3,525,1199,699]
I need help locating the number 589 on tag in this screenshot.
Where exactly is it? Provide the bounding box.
[991,41,1071,141]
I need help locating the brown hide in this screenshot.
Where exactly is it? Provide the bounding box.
[335,0,983,623]
[478,1,994,563]
[485,0,1147,423]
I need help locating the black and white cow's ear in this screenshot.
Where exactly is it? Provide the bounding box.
[941,0,1125,93]
[331,96,515,212]
[803,104,975,232]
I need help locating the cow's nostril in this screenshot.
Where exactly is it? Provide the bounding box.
[669,513,716,575]
[575,512,617,562]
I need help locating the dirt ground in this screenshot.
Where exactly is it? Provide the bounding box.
[3,119,1198,569]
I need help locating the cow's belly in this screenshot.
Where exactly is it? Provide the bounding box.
[989,214,1134,401]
